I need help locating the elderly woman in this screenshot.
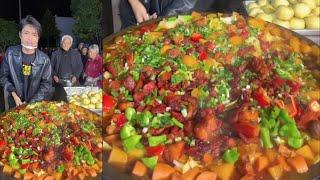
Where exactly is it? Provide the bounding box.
[51,35,83,87]
[83,44,102,87]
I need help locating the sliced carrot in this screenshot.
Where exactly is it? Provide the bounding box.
[165,141,185,162]
[191,11,202,21]
[132,161,148,177]
[171,172,183,180]
[277,155,291,172]
[240,175,256,180]
[203,152,214,166]
[182,167,201,180]
[255,155,269,172]
[238,109,259,123]
[265,148,278,163]
[23,172,34,180]
[195,171,217,180]
[287,155,309,174]
[274,99,285,109]
[285,95,298,117]
[152,163,176,180]
[278,144,296,158]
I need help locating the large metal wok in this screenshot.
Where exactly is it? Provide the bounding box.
[103,13,320,180]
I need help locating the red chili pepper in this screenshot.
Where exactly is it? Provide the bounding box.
[0,140,6,148]
[126,52,134,66]
[199,51,208,60]
[41,111,47,116]
[206,42,216,52]
[4,149,11,155]
[113,113,127,128]
[21,163,29,169]
[287,80,301,95]
[241,30,249,39]
[216,104,225,114]
[253,87,271,108]
[139,26,151,34]
[143,81,156,95]
[235,122,260,139]
[285,95,298,117]
[103,94,117,113]
[260,41,271,52]
[236,21,246,29]
[62,147,74,161]
[191,33,203,42]
[146,145,165,157]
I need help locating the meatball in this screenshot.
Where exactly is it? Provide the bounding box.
[309,121,320,139]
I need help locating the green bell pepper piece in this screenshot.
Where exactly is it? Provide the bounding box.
[279,123,300,138]
[56,165,65,173]
[8,153,20,169]
[288,137,303,149]
[142,156,158,169]
[148,135,167,147]
[18,169,26,175]
[261,127,273,149]
[222,148,239,163]
[125,107,136,121]
[279,109,294,124]
[140,111,153,127]
[21,159,30,164]
[276,69,292,80]
[270,106,280,119]
[120,123,136,140]
[123,135,142,152]
[171,118,184,129]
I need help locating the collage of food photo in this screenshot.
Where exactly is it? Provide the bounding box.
[0,0,319,180]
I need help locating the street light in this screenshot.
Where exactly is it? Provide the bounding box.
[18,0,21,20]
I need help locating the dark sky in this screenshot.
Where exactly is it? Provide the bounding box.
[0,0,72,22]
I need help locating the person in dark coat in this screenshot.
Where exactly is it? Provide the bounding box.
[0,15,52,109]
[51,35,83,87]
[119,0,247,29]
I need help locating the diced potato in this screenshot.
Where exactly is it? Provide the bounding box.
[265,148,279,163]
[308,139,320,154]
[195,171,217,180]
[255,156,270,172]
[152,163,176,180]
[210,163,234,180]
[296,145,315,163]
[132,161,148,177]
[3,164,14,174]
[287,155,309,173]
[183,55,199,68]
[268,165,283,180]
[229,35,244,46]
[182,167,201,180]
[108,146,128,167]
[161,45,171,54]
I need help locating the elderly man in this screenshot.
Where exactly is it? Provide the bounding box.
[83,44,102,87]
[0,15,52,108]
[51,35,83,87]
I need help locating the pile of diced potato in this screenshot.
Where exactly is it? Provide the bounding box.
[246,0,320,29]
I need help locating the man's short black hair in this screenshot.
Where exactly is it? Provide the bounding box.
[19,15,42,37]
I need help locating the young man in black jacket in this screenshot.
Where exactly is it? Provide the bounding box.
[0,15,52,109]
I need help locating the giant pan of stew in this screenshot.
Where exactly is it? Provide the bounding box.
[103,12,320,180]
